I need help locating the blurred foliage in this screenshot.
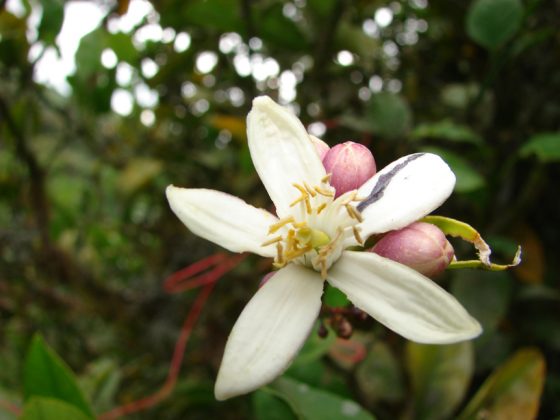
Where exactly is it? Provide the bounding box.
[1,0,560,418]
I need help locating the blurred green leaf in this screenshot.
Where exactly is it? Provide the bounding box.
[37,0,64,46]
[420,147,485,192]
[411,120,483,145]
[406,342,474,420]
[107,32,137,64]
[356,342,404,404]
[269,377,376,420]
[21,397,91,420]
[451,270,512,333]
[24,335,93,418]
[323,284,349,307]
[458,348,545,420]
[466,0,524,50]
[368,92,412,138]
[519,132,560,162]
[182,0,243,32]
[117,158,163,194]
[253,390,297,420]
[292,324,336,367]
[78,359,121,413]
[257,4,308,50]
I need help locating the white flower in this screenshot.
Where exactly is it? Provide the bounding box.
[166,96,482,401]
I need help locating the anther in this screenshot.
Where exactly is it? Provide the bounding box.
[321,174,332,184]
[352,226,364,245]
[316,203,327,214]
[269,216,295,234]
[314,186,334,197]
[304,182,317,197]
[261,235,283,246]
[276,242,284,265]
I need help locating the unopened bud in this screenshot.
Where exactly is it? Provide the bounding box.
[331,314,353,339]
[322,141,376,197]
[310,135,330,160]
[370,222,454,278]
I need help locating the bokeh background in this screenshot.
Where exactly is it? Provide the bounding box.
[1,0,559,418]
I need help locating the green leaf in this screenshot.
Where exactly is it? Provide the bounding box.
[181,0,244,32]
[256,4,308,50]
[37,0,65,46]
[406,342,474,420]
[419,147,485,192]
[253,390,297,420]
[24,335,93,418]
[269,377,376,420]
[21,397,91,420]
[368,92,412,138]
[458,349,545,420]
[519,132,560,162]
[292,325,336,367]
[356,342,404,404]
[411,120,483,145]
[323,285,349,307]
[450,270,512,334]
[466,0,524,50]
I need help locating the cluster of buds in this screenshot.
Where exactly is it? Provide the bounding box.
[314,138,454,278]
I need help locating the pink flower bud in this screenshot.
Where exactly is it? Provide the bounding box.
[370,222,454,278]
[310,135,330,160]
[322,141,376,197]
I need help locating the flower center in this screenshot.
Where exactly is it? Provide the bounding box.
[262,176,365,279]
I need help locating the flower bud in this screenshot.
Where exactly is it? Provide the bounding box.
[370,222,454,278]
[322,141,376,197]
[310,135,330,160]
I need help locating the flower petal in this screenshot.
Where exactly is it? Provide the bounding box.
[357,153,455,237]
[327,251,481,344]
[215,264,324,400]
[247,96,326,217]
[166,186,277,257]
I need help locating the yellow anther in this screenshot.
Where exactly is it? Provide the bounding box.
[304,182,317,197]
[269,216,295,234]
[285,245,312,260]
[276,242,284,264]
[289,195,306,207]
[345,204,363,222]
[261,235,283,247]
[296,227,312,244]
[304,197,312,214]
[321,174,332,184]
[293,221,307,229]
[314,186,334,197]
[320,260,327,279]
[316,203,327,214]
[352,226,364,245]
[293,183,308,195]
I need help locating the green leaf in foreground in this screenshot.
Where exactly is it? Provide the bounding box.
[21,397,91,420]
[458,348,545,420]
[466,0,524,50]
[519,132,560,162]
[269,377,376,420]
[23,335,93,418]
[406,342,474,420]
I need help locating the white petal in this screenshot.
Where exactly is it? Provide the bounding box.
[166,186,277,257]
[357,153,455,237]
[247,96,326,217]
[215,264,324,400]
[328,251,481,344]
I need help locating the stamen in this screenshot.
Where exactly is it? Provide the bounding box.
[261,236,283,246]
[304,197,312,214]
[285,245,312,260]
[321,174,332,184]
[352,226,364,245]
[316,203,327,214]
[320,260,327,279]
[276,242,284,265]
[269,216,295,234]
[345,204,363,222]
[304,182,317,197]
[314,186,334,197]
[289,195,306,207]
[293,183,308,195]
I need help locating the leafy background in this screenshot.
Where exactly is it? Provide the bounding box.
[1,0,559,418]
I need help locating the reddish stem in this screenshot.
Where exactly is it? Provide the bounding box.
[99,253,247,419]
